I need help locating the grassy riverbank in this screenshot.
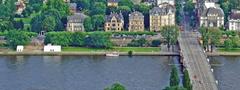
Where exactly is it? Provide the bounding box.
[62,47,161,52]
[217,48,240,52]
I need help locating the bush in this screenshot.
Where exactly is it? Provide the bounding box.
[151,39,161,47]
[128,38,148,47]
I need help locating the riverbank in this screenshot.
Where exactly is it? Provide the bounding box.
[0,51,179,56]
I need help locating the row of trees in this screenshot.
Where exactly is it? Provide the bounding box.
[45,32,112,48]
[184,0,197,28]
[160,26,179,51]
[164,66,192,90]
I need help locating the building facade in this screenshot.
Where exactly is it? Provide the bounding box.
[128,11,145,32]
[66,13,86,32]
[200,3,224,28]
[104,12,124,32]
[157,0,174,6]
[107,0,119,7]
[229,10,240,31]
[149,3,176,32]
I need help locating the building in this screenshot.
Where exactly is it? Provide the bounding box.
[15,0,26,14]
[200,2,224,28]
[128,11,145,32]
[107,0,119,7]
[149,3,176,32]
[66,13,86,32]
[44,44,61,52]
[68,3,77,14]
[104,12,124,32]
[16,45,24,52]
[157,0,174,6]
[228,10,240,31]
[142,0,156,6]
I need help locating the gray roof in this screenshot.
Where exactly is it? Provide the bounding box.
[105,12,124,22]
[150,4,175,15]
[230,12,240,20]
[69,3,77,9]
[67,13,86,23]
[129,11,144,20]
[201,7,224,17]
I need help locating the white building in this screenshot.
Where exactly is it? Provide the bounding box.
[44,44,61,52]
[229,10,240,31]
[157,0,174,6]
[16,45,24,52]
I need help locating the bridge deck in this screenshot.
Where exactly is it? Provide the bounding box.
[179,31,218,90]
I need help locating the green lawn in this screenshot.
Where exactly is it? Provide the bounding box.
[217,48,240,52]
[62,47,161,52]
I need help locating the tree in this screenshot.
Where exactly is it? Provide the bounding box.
[183,70,192,90]
[90,2,106,15]
[163,86,187,90]
[92,15,105,31]
[224,38,233,50]
[199,27,209,51]
[6,30,36,48]
[208,28,222,52]
[84,32,112,48]
[44,32,73,46]
[0,0,16,19]
[117,6,131,29]
[71,0,90,10]
[41,16,56,32]
[13,20,24,30]
[104,83,126,90]
[160,26,179,51]
[170,66,179,86]
[128,38,148,47]
[72,32,85,46]
[119,0,134,8]
[83,17,93,32]
[44,0,70,17]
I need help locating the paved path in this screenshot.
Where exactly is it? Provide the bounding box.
[179,31,218,90]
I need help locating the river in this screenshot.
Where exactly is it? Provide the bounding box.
[210,56,240,90]
[0,56,179,90]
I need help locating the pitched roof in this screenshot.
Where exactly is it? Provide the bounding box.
[105,12,124,22]
[107,0,119,3]
[150,3,175,15]
[67,13,86,23]
[230,12,240,20]
[201,7,224,17]
[129,11,144,20]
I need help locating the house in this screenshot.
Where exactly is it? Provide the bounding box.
[142,0,156,6]
[128,11,145,32]
[104,12,124,32]
[200,2,224,28]
[149,3,176,32]
[16,45,24,52]
[66,13,86,32]
[44,44,61,52]
[15,0,26,15]
[107,0,119,7]
[157,0,174,6]
[68,3,77,14]
[228,10,240,31]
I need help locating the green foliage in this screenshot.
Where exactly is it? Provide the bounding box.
[224,38,233,50]
[41,16,56,32]
[128,50,133,56]
[13,20,24,30]
[44,0,70,17]
[200,27,222,51]
[163,86,187,90]
[112,31,157,36]
[119,0,134,8]
[128,38,148,47]
[72,32,86,46]
[90,2,106,15]
[92,15,105,30]
[83,17,93,32]
[0,0,16,19]
[183,70,192,90]
[45,32,73,46]
[170,66,179,86]
[85,32,112,48]
[104,83,126,90]
[160,26,179,51]
[151,39,161,47]
[0,19,13,32]
[71,0,90,9]
[6,30,36,48]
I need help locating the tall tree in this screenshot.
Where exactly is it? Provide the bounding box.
[84,32,112,48]
[90,2,106,15]
[119,0,134,8]
[44,0,70,17]
[183,70,192,90]
[104,83,126,90]
[41,16,56,32]
[83,17,93,32]
[170,66,179,86]
[160,26,179,51]
[92,14,105,31]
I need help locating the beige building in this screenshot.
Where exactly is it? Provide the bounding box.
[66,13,86,32]
[128,11,145,32]
[200,2,224,28]
[229,10,240,31]
[104,12,124,32]
[149,3,176,32]
[107,0,119,7]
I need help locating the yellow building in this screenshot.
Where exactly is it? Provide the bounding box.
[149,3,176,32]
[128,11,145,32]
[107,0,119,7]
[105,12,124,32]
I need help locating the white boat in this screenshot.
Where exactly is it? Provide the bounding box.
[105,52,119,57]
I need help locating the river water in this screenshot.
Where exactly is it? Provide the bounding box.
[210,56,240,90]
[0,56,179,90]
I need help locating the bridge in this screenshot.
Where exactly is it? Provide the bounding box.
[178,31,218,90]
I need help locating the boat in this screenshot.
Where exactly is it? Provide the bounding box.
[105,52,119,57]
